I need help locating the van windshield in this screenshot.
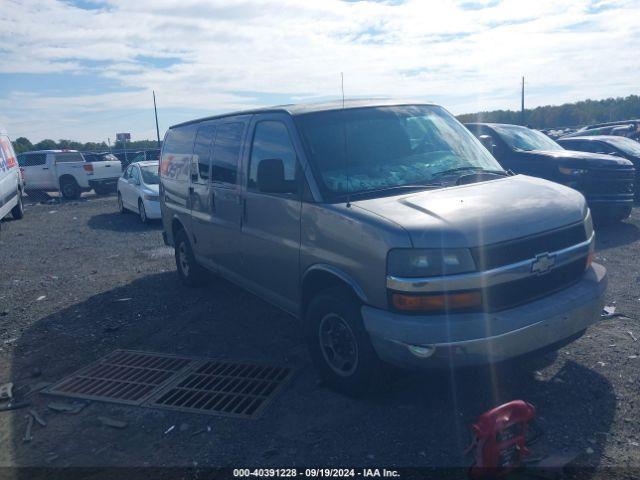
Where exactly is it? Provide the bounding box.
[295,105,503,199]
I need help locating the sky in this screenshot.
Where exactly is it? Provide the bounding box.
[0,0,638,143]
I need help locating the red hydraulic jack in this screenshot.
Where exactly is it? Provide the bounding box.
[467,400,537,479]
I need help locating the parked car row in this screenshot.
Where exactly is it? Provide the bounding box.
[466,122,636,222]
[156,100,607,395]
[561,119,640,141]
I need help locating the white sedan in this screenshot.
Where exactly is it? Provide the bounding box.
[117,161,161,223]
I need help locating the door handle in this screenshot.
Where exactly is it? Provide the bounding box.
[42,167,49,170]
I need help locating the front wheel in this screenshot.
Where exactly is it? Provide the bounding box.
[117,192,126,213]
[11,190,24,219]
[306,287,387,396]
[60,177,81,199]
[174,229,207,287]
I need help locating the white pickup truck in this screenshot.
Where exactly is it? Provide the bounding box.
[17,150,122,198]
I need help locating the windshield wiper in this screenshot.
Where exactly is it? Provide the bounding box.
[431,167,510,178]
[349,183,443,198]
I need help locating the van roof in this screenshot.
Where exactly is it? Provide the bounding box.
[170,98,437,129]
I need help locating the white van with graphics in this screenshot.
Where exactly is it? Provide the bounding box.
[0,127,24,222]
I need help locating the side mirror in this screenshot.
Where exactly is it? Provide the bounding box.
[257,158,296,194]
[478,135,495,154]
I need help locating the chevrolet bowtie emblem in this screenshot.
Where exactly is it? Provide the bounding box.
[531,252,556,275]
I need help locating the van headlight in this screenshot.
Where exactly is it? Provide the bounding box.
[558,166,587,176]
[387,249,476,277]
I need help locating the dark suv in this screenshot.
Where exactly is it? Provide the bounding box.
[466,123,635,222]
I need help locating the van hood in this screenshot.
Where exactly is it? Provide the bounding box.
[524,149,633,168]
[352,175,587,248]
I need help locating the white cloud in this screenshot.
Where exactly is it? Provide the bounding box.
[0,0,639,141]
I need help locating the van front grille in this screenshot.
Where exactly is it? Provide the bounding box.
[470,222,587,271]
[582,168,635,195]
[482,256,587,312]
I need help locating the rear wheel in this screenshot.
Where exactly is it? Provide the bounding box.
[306,286,387,396]
[174,229,207,287]
[138,199,148,223]
[60,177,81,199]
[11,190,24,219]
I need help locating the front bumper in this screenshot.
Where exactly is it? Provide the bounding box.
[362,263,606,369]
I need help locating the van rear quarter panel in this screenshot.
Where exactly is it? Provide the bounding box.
[160,124,199,242]
[300,202,411,310]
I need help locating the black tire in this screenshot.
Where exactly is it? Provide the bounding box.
[11,190,24,220]
[174,229,207,287]
[60,177,81,199]
[138,199,148,224]
[117,192,126,213]
[306,286,387,396]
[593,205,632,225]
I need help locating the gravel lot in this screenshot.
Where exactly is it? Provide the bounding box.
[0,194,639,475]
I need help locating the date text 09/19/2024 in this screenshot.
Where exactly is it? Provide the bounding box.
[233,469,401,478]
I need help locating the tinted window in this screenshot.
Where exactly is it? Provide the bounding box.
[55,152,84,163]
[248,121,297,191]
[131,166,141,183]
[123,165,132,179]
[193,125,216,182]
[17,153,46,167]
[211,123,244,185]
[160,125,197,182]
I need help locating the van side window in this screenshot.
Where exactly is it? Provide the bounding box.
[55,152,83,163]
[211,123,243,186]
[17,153,46,167]
[193,125,216,183]
[248,121,297,191]
[160,125,198,182]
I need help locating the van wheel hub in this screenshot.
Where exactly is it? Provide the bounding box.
[319,313,358,377]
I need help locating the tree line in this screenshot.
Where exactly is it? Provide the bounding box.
[457,94,640,129]
[11,137,160,155]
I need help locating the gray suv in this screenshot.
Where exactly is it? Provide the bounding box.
[160,100,606,395]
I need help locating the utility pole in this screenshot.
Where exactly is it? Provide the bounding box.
[521,76,525,126]
[153,90,161,149]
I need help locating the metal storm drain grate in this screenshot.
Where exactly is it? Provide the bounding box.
[144,360,295,419]
[44,350,195,405]
[44,351,295,419]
